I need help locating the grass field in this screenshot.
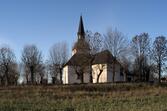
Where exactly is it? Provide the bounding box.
[0,83,167,111]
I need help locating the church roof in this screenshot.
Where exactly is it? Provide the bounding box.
[64,50,120,67]
[77,16,85,36]
[64,53,92,66]
[92,50,118,65]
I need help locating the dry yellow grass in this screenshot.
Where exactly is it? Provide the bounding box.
[0,83,166,111]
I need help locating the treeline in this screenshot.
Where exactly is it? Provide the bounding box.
[0,43,68,86]
[0,28,167,85]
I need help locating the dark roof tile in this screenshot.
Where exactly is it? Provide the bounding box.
[65,53,91,66]
[92,50,116,64]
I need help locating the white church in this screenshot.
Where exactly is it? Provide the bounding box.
[62,16,127,84]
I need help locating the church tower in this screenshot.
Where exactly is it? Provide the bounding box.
[72,16,90,55]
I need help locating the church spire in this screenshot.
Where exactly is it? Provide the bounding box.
[72,16,90,55]
[77,16,85,39]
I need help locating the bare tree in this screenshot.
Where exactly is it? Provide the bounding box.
[0,46,18,86]
[21,45,43,84]
[119,56,132,82]
[68,54,91,83]
[86,31,103,55]
[74,65,87,83]
[152,36,167,83]
[36,63,46,84]
[92,64,106,83]
[104,28,127,82]
[48,42,68,84]
[85,30,104,83]
[131,33,151,82]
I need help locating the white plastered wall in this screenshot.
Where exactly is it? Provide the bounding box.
[107,64,124,82]
[62,66,69,84]
[63,65,90,84]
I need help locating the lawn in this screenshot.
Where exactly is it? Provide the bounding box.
[0,83,167,111]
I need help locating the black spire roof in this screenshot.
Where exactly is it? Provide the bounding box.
[77,16,85,36]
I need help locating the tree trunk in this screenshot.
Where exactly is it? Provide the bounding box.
[40,76,43,84]
[5,65,9,86]
[89,57,95,83]
[124,71,127,82]
[158,62,161,83]
[112,58,116,83]
[75,69,84,84]
[96,70,103,83]
[59,68,63,84]
[89,66,93,83]
[30,66,34,84]
[146,68,150,82]
[139,59,142,82]
[1,76,4,86]
[26,74,28,84]
[52,77,56,84]
[81,73,84,83]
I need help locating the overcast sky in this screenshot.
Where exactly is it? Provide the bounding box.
[0,0,167,61]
